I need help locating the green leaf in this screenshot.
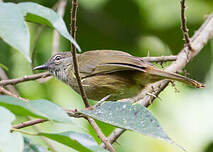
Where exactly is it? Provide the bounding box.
[0,63,8,71]
[0,95,72,123]
[0,106,24,152]
[39,131,107,152]
[24,137,47,152]
[81,102,172,143]
[17,2,81,52]
[0,2,30,62]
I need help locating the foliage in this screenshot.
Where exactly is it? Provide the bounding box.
[0,106,23,152]
[0,0,212,152]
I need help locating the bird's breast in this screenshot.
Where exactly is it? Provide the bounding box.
[67,71,145,101]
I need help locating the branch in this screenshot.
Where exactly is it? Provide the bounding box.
[86,117,115,152]
[12,109,85,131]
[70,0,90,108]
[105,128,126,144]
[52,0,67,55]
[141,55,177,62]
[12,119,47,130]
[180,0,193,51]
[0,86,29,102]
[0,72,50,86]
[140,12,213,105]
[70,1,114,151]
[105,12,213,146]
[0,67,18,95]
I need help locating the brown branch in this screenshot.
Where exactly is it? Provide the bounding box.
[0,86,29,102]
[12,119,47,130]
[180,0,193,51]
[0,72,50,86]
[0,67,18,95]
[70,0,90,108]
[105,12,213,146]
[52,0,67,55]
[11,110,85,131]
[105,128,126,145]
[70,1,114,151]
[86,117,115,152]
[12,109,85,130]
[141,55,177,62]
[94,94,111,108]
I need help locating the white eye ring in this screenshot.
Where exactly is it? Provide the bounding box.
[54,55,62,61]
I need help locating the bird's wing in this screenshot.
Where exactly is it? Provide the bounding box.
[78,50,152,78]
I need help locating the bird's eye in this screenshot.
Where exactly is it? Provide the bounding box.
[54,55,62,61]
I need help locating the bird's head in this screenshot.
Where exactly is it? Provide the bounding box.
[33,52,73,79]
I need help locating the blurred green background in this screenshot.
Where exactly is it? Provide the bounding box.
[1,0,213,152]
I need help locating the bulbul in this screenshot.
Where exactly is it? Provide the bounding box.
[33,50,204,101]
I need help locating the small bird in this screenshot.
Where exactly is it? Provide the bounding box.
[33,50,204,101]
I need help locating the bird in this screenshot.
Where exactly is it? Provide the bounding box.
[33,50,204,101]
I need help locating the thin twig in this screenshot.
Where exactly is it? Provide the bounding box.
[0,72,50,86]
[86,117,115,152]
[141,55,177,62]
[0,67,18,95]
[11,109,88,131]
[105,12,213,146]
[104,128,126,145]
[0,86,29,102]
[11,109,85,131]
[12,119,47,130]
[70,0,90,107]
[180,0,193,51]
[52,0,67,55]
[70,1,114,151]
[94,94,111,108]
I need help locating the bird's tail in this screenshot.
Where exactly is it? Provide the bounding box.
[146,67,205,88]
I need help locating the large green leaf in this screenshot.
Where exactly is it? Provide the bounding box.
[39,131,107,152]
[24,137,47,152]
[17,2,81,52]
[0,106,24,152]
[0,95,72,123]
[81,102,172,143]
[0,2,30,62]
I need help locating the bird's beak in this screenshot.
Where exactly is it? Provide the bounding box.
[33,64,48,70]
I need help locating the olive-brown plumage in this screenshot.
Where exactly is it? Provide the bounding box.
[33,50,204,101]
